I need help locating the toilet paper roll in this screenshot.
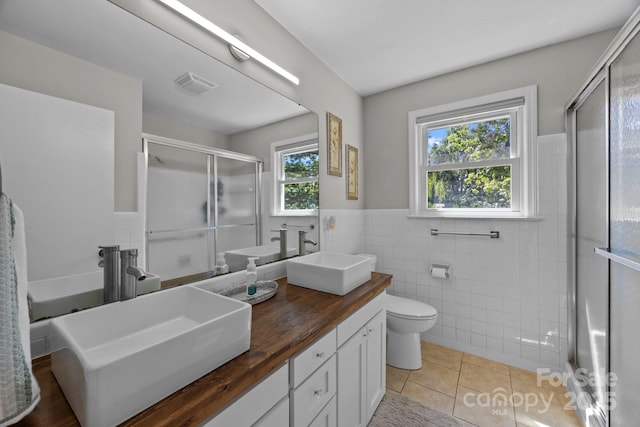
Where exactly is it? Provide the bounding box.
[431,267,449,279]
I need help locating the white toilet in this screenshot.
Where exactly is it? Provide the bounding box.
[386,294,438,370]
[357,254,438,370]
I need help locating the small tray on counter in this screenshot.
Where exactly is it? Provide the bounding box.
[218,280,278,305]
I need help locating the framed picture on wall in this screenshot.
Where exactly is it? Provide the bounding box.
[327,112,342,176]
[346,144,358,200]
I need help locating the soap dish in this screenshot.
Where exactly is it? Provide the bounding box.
[218,280,278,305]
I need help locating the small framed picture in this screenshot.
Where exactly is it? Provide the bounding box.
[327,112,342,176]
[346,144,358,200]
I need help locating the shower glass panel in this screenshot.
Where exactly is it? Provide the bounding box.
[147,145,209,231]
[609,34,640,425]
[147,145,211,280]
[216,157,259,252]
[573,80,608,414]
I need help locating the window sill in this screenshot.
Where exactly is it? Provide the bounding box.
[407,213,543,221]
[270,210,318,218]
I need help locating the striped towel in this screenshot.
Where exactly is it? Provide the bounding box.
[0,194,40,425]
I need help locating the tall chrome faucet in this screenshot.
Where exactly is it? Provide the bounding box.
[298,230,318,256]
[100,245,120,303]
[120,249,146,301]
[100,245,147,302]
[270,224,288,259]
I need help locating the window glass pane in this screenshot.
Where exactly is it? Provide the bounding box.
[427,116,511,165]
[284,182,319,209]
[284,150,319,179]
[427,165,511,208]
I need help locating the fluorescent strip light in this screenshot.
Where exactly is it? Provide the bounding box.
[155,0,300,85]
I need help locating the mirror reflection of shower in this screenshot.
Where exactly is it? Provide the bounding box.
[145,136,262,282]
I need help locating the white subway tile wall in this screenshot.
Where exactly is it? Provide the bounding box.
[113,212,146,266]
[319,209,366,254]
[364,134,568,372]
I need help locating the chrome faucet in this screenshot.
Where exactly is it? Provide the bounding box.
[120,249,147,301]
[270,225,288,259]
[298,230,318,256]
[99,245,120,303]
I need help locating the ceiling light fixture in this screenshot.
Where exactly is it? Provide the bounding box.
[155,0,300,85]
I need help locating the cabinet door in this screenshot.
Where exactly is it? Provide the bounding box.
[337,327,367,427]
[365,310,386,423]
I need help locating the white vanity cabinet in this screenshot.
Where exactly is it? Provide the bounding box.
[337,293,386,426]
[202,291,387,427]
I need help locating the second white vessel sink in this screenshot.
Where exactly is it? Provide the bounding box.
[28,271,161,320]
[225,245,296,272]
[286,251,372,295]
[50,285,251,427]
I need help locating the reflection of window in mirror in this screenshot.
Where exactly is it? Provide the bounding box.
[271,134,319,215]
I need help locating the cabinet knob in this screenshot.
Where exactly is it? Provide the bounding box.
[367,328,375,334]
[313,389,326,398]
[315,351,325,359]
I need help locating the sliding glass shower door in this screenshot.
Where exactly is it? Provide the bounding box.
[568,13,640,426]
[571,77,609,423]
[145,136,262,282]
[608,31,640,426]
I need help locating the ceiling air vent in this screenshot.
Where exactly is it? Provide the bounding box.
[175,72,217,95]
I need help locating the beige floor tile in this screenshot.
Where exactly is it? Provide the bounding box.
[454,385,516,427]
[459,362,512,394]
[408,361,460,397]
[401,380,455,415]
[422,341,463,371]
[464,353,510,376]
[509,366,571,406]
[509,366,539,391]
[386,365,410,393]
[514,394,581,427]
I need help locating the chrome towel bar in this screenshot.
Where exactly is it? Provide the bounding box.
[430,228,500,239]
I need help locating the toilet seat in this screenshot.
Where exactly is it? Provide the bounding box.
[386,294,437,320]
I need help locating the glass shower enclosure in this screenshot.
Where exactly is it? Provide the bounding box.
[567,10,640,427]
[144,135,262,282]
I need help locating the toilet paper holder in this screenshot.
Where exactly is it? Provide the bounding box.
[430,263,450,278]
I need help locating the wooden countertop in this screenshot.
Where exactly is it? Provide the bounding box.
[16,273,392,427]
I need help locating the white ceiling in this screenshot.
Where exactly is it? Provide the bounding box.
[0,0,308,134]
[256,0,640,96]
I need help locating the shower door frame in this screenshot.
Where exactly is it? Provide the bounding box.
[566,8,640,426]
[566,68,609,427]
[142,133,263,275]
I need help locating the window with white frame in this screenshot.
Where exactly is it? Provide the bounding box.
[271,134,319,215]
[408,86,537,217]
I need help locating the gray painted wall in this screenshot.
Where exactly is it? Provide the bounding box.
[143,114,231,150]
[230,112,318,171]
[363,29,618,209]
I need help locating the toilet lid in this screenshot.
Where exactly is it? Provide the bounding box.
[386,294,437,320]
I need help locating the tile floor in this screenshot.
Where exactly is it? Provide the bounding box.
[386,341,582,427]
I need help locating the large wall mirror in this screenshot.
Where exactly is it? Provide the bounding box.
[0,0,319,321]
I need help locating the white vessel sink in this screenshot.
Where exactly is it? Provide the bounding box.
[225,245,296,272]
[28,271,161,320]
[286,251,372,295]
[50,286,251,427]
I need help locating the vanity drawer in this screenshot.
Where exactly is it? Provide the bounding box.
[308,395,336,427]
[290,329,336,388]
[291,354,336,427]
